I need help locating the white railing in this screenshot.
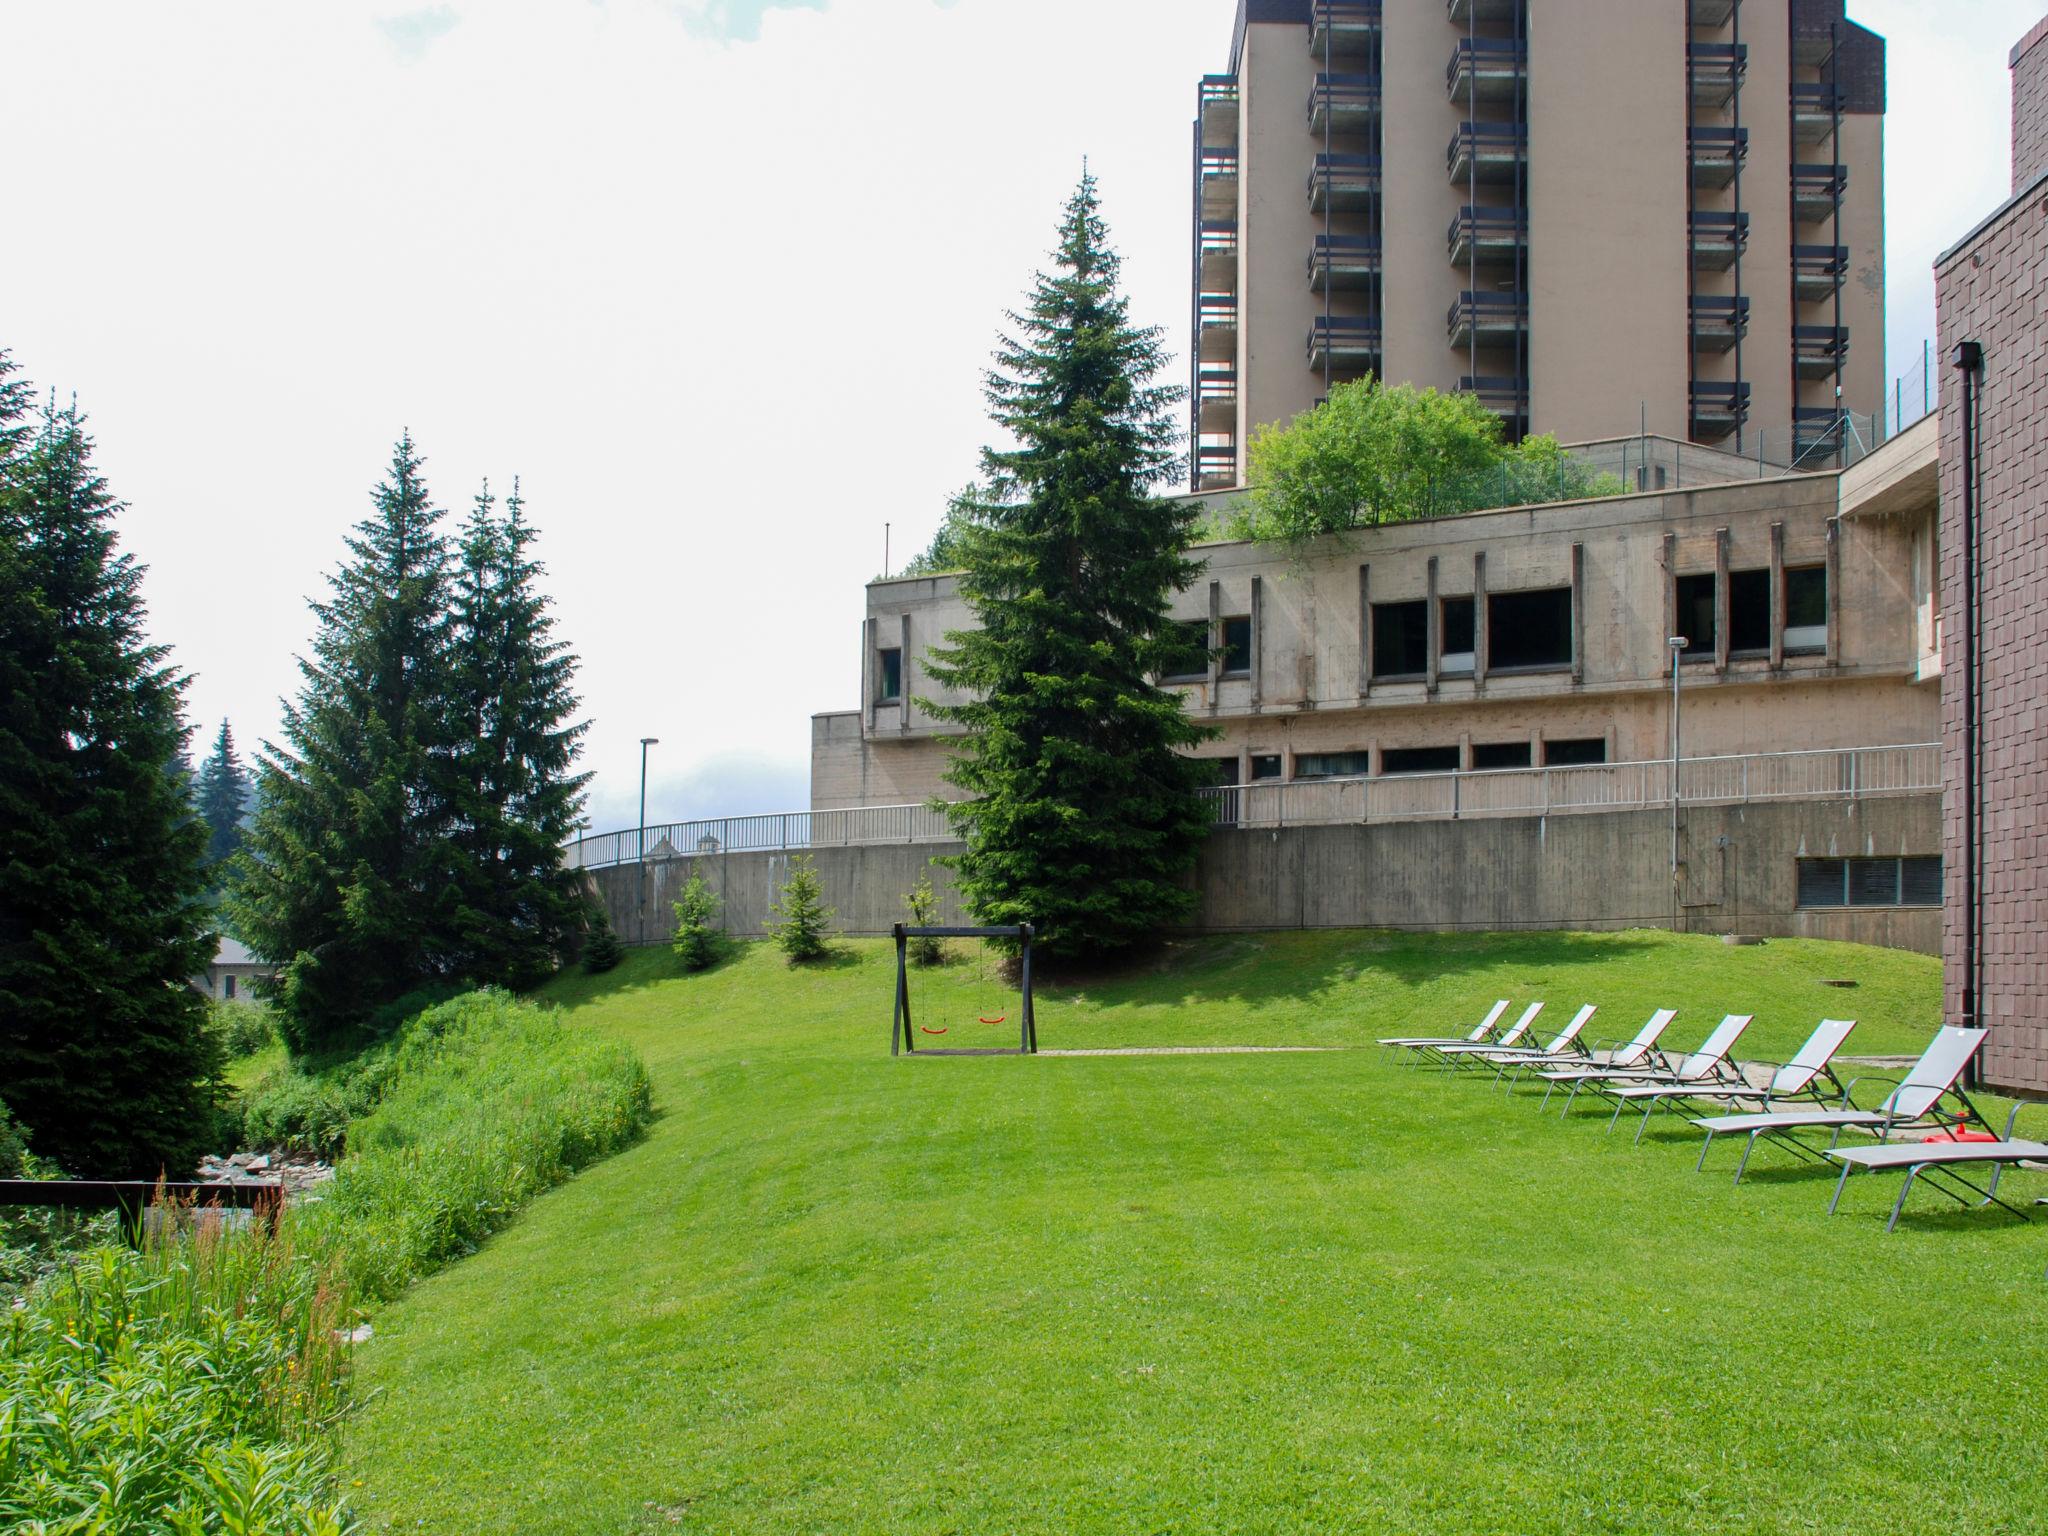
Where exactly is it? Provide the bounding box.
[567,744,1939,870]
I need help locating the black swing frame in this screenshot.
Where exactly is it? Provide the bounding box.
[890,924,1037,1056]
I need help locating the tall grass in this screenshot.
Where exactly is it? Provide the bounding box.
[4,988,654,1532]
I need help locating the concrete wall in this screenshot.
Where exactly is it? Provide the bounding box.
[1378,0,1461,399]
[590,792,1939,955]
[1238,20,1324,448]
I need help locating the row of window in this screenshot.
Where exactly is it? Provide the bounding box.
[1677,565,1828,658]
[1215,736,1608,785]
[1794,856,1941,910]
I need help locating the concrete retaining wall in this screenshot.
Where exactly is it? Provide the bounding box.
[588,793,1940,955]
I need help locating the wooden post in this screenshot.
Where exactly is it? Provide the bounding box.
[1020,925,1036,1053]
[891,924,909,1055]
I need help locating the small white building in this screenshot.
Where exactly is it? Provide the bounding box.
[192,938,276,1003]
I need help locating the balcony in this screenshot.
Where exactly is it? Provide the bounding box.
[1459,374,1529,435]
[1791,82,1842,145]
[1690,0,1736,24]
[1310,0,1382,62]
[1690,210,1749,271]
[1447,205,1526,268]
[1792,243,1848,303]
[1198,144,1239,223]
[1690,381,1750,441]
[1446,0,1523,22]
[1308,315,1383,372]
[1308,234,1383,292]
[1309,72,1382,137]
[1447,290,1527,349]
[1446,120,1526,184]
[1688,42,1747,108]
[1198,293,1238,363]
[1196,366,1237,436]
[1791,162,1848,222]
[1197,75,1239,147]
[1688,127,1747,187]
[1308,153,1382,213]
[1792,20,1839,67]
[1198,221,1238,296]
[1195,442,1239,492]
[1447,37,1526,105]
[1689,295,1750,354]
[1794,324,1849,379]
[1792,407,1847,465]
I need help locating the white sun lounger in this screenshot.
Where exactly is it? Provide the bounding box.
[1428,1003,1546,1063]
[1590,1017,1857,1145]
[1690,1025,1990,1185]
[1379,999,1510,1054]
[1532,1008,1678,1111]
[1825,1101,2048,1231]
[1588,1014,1754,1139]
[1456,1005,1598,1087]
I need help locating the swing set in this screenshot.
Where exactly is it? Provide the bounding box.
[889,924,1038,1057]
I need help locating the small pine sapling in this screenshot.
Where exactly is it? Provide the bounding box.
[671,875,723,971]
[766,855,834,963]
[904,869,945,967]
[582,907,624,974]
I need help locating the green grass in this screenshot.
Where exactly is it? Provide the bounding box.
[338,930,2046,1535]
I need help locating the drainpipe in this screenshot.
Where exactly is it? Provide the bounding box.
[1952,339,1983,1085]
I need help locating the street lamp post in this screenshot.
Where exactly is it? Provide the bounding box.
[1668,637,1687,927]
[638,737,659,864]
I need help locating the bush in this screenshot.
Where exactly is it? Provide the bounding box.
[0,1100,24,1178]
[206,997,280,1058]
[905,868,945,967]
[767,855,835,962]
[582,907,624,974]
[671,875,724,971]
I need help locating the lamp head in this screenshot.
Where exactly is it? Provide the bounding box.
[1667,636,1688,652]
[640,736,660,746]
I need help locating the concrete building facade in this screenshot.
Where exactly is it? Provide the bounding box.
[1192,0,1886,490]
[1935,17,2048,1096]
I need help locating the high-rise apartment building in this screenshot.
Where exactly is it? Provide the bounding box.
[1191,0,1886,490]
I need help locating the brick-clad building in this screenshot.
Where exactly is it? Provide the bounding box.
[1936,15,2048,1095]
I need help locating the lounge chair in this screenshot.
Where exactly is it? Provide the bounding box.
[1825,1101,2048,1231]
[1531,1008,1679,1111]
[1379,999,1510,1058]
[1690,1025,1990,1185]
[1589,1017,1857,1145]
[1455,1005,1598,1087]
[1424,1003,1545,1066]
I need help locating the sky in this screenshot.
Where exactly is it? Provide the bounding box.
[0,0,2035,835]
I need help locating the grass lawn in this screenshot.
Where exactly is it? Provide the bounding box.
[339,930,2045,1534]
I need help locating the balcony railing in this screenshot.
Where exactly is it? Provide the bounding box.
[1198,293,1238,363]
[1447,37,1527,104]
[1197,74,1239,144]
[1689,295,1750,353]
[1447,290,1527,349]
[1310,0,1383,61]
[1196,365,1237,435]
[1687,41,1747,107]
[1309,72,1382,135]
[1308,315,1383,372]
[1446,120,1526,184]
[1308,153,1382,212]
[1198,143,1239,223]
[1791,82,1843,144]
[1791,162,1848,221]
[1447,205,1526,268]
[1689,380,1751,440]
[1794,324,1849,378]
[1195,442,1239,491]
[1198,219,1238,296]
[1446,0,1524,23]
[1792,242,1848,302]
[1690,0,1736,25]
[1689,210,1749,270]
[1688,127,1747,187]
[1308,234,1383,292]
[1458,374,1529,432]
[565,746,1940,867]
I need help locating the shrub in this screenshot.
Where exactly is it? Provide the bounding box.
[0,1100,24,1178]
[582,907,624,974]
[905,868,945,967]
[671,875,724,971]
[206,997,280,1058]
[767,855,835,962]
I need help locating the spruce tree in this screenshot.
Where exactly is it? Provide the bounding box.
[195,717,250,872]
[923,174,1213,959]
[0,356,221,1175]
[231,433,459,1050]
[445,478,591,988]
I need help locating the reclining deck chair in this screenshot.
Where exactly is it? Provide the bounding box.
[1530,1008,1680,1112]
[1454,1004,1598,1087]
[1427,1003,1553,1066]
[1594,1017,1855,1145]
[1379,1000,1510,1062]
[1825,1100,2048,1231]
[1690,1025,1990,1185]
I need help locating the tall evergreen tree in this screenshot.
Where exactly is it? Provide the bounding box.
[923,174,1213,959]
[195,717,250,872]
[0,354,221,1175]
[445,479,590,987]
[230,433,459,1049]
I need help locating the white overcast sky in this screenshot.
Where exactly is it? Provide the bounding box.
[0,0,2034,832]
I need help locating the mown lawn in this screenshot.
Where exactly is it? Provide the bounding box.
[340,930,2046,1535]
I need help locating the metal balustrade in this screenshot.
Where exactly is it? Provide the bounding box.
[567,746,1939,870]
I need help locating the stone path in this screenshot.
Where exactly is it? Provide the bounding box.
[1037,1045,1348,1058]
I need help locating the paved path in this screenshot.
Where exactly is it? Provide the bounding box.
[1038,1045,1348,1058]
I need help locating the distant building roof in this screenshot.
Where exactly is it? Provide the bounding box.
[215,937,263,968]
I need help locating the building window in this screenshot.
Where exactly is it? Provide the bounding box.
[1295,751,1372,780]
[1543,737,1608,767]
[1380,746,1461,776]
[1441,596,1476,674]
[223,974,237,1001]
[1796,856,1942,909]
[1487,588,1573,672]
[1728,568,1771,655]
[1371,601,1427,679]
[877,648,903,703]
[1785,565,1827,652]
[1675,574,1716,658]
[1249,754,1284,781]
[1221,615,1253,677]
[1471,741,1533,771]
[1161,618,1209,683]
